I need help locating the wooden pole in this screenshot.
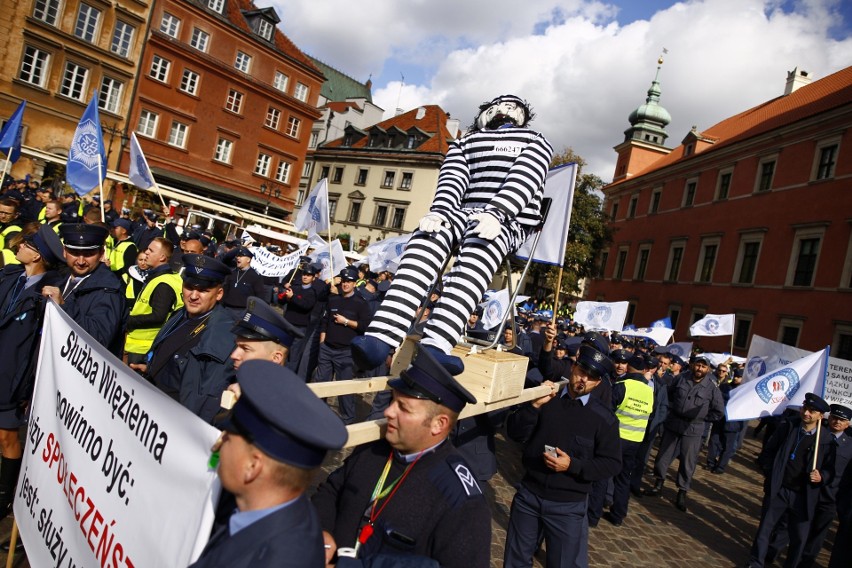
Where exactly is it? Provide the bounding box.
[551,265,565,325]
[811,418,821,472]
[5,520,18,568]
[98,154,106,222]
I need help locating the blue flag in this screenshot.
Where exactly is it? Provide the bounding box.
[650,317,672,329]
[0,101,26,164]
[128,132,155,189]
[66,97,106,195]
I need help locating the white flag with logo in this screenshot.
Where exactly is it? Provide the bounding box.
[726,347,829,421]
[573,301,629,332]
[689,314,735,337]
[366,234,411,274]
[515,163,577,266]
[128,132,155,190]
[479,288,512,330]
[620,326,674,346]
[294,179,329,236]
[655,342,693,359]
[743,335,810,382]
[310,239,346,281]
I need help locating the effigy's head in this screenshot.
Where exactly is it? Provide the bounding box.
[474,94,534,131]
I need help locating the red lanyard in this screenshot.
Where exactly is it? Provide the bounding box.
[357,451,422,547]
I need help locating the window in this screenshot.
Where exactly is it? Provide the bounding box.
[715,170,732,200]
[295,189,306,206]
[168,121,188,148]
[665,241,685,282]
[733,233,763,284]
[275,161,291,184]
[294,82,309,102]
[136,110,158,138]
[302,162,312,177]
[225,89,243,114]
[348,201,362,223]
[111,21,135,58]
[649,189,661,214]
[98,76,123,114]
[626,303,636,326]
[634,246,650,281]
[207,0,225,13]
[190,28,210,52]
[75,4,101,43]
[668,305,681,329]
[734,314,753,350]
[265,107,281,130]
[792,237,821,286]
[255,153,272,177]
[382,171,395,188]
[331,167,343,184]
[814,141,839,180]
[160,12,180,38]
[356,168,368,185]
[374,204,388,226]
[33,0,61,26]
[610,202,619,221]
[257,19,274,41]
[842,233,852,289]
[180,69,200,95]
[60,61,88,101]
[597,252,608,278]
[309,131,319,148]
[756,158,775,192]
[696,239,719,283]
[628,195,638,218]
[833,325,852,361]
[319,166,329,180]
[391,207,407,230]
[328,198,338,220]
[149,55,171,82]
[614,247,628,280]
[273,72,288,92]
[214,138,233,164]
[234,51,252,73]
[19,46,50,88]
[683,180,697,207]
[406,135,418,149]
[285,117,300,138]
[778,319,803,347]
[399,172,413,190]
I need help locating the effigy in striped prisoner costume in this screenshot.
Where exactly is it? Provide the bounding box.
[352,95,553,373]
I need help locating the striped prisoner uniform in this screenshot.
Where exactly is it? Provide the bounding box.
[366,125,553,354]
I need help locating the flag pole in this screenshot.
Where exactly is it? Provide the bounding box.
[551,265,564,325]
[0,159,9,188]
[97,154,106,221]
[5,520,18,568]
[811,417,821,472]
[325,182,334,280]
[152,180,168,213]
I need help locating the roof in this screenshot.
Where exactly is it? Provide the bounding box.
[308,57,373,102]
[324,101,363,113]
[610,65,852,186]
[321,105,455,155]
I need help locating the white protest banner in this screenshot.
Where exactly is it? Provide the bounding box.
[689,314,735,337]
[726,348,829,421]
[745,334,852,406]
[620,326,674,346]
[515,163,577,266]
[15,303,220,567]
[251,245,308,277]
[366,234,411,274]
[573,301,629,332]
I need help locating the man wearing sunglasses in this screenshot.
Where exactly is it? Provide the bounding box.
[41,224,126,356]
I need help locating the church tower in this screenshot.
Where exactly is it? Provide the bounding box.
[612,55,673,182]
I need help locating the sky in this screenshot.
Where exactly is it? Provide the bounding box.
[264,0,852,181]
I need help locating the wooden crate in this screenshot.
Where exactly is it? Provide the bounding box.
[388,338,527,404]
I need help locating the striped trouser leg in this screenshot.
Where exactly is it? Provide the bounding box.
[421,218,525,354]
[365,211,465,347]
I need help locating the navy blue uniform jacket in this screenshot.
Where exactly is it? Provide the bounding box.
[60,263,126,356]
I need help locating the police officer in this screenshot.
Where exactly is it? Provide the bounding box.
[124,237,183,365]
[109,218,138,279]
[630,354,669,498]
[41,224,126,356]
[59,190,83,223]
[41,200,63,233]
[142,254,236,423]
[222,247,265,316]
[132,209,163,252]
[747,394,834,568]
[0,199,22,267]
[312,346,491,567]
[229,296,303,372]
[189,361,348,568]
[644,354,724,512]
[316,266,371,424]
[278,261,319,373]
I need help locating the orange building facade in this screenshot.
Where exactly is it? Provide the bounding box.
[587,66,852,359]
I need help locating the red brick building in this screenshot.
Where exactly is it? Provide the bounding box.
[122,0,323,217]
[587,65,852,358]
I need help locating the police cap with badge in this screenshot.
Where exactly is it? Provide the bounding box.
[830,403,852,421]
[610,349,631,363]
[232,296,304,347]
[388,346,477,413]
[338,266,359,282]
[302,262,322,275]
[181,253,230,288]
[25,224,65,266]
[802,392,830,414]
[575,344,614,380]
[59,223,109,251]
[221,360,347,468]
[234,246,254,259]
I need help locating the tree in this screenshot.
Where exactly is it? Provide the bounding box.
[528,147,614,307]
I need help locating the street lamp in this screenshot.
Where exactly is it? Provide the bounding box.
[260,182,282,216]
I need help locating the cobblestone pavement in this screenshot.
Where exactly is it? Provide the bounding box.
[0,421,837,567]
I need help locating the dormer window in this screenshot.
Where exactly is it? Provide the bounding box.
[406,135,417,149]
[257,18,274,41]
[207,0,225,14]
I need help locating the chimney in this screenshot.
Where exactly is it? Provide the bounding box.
[445,117,460,138]
[784,67,811,95]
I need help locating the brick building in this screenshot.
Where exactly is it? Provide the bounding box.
[587,65,852,358]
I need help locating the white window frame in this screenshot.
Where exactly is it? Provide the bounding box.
[168,121,189,149]
[74,3,101,43]
[294,82,309,102]
[285,116,300,138]
[160,12,180,38]
[98,76,123,114]
[111,20,135,58]
[382,170,395,188]
[225,89,243,114]
[811,136,841,181]
[257,19,274,41]
[207,0,225,14]
[373,203,389,227]
[265,107,281,130]
[234,51,252,73]
[190,28,210,52]
[785,226,826,287]
[390,205,408,230]
[309,131,319,148]
[733,231,764,285]
[255,153,272,177]
[399,171,413,190]
[136,110,159,138]
[694,236,721,283]
[19,45,50,88]
[149,55,171,82]
[275,161,291,184]
[273,72,288,92]
[180,69,200,96]
[214,138,234,164]
[33,0,62,26]
[60,61,89,101]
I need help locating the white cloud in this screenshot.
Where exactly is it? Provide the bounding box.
[268,0,852,180]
